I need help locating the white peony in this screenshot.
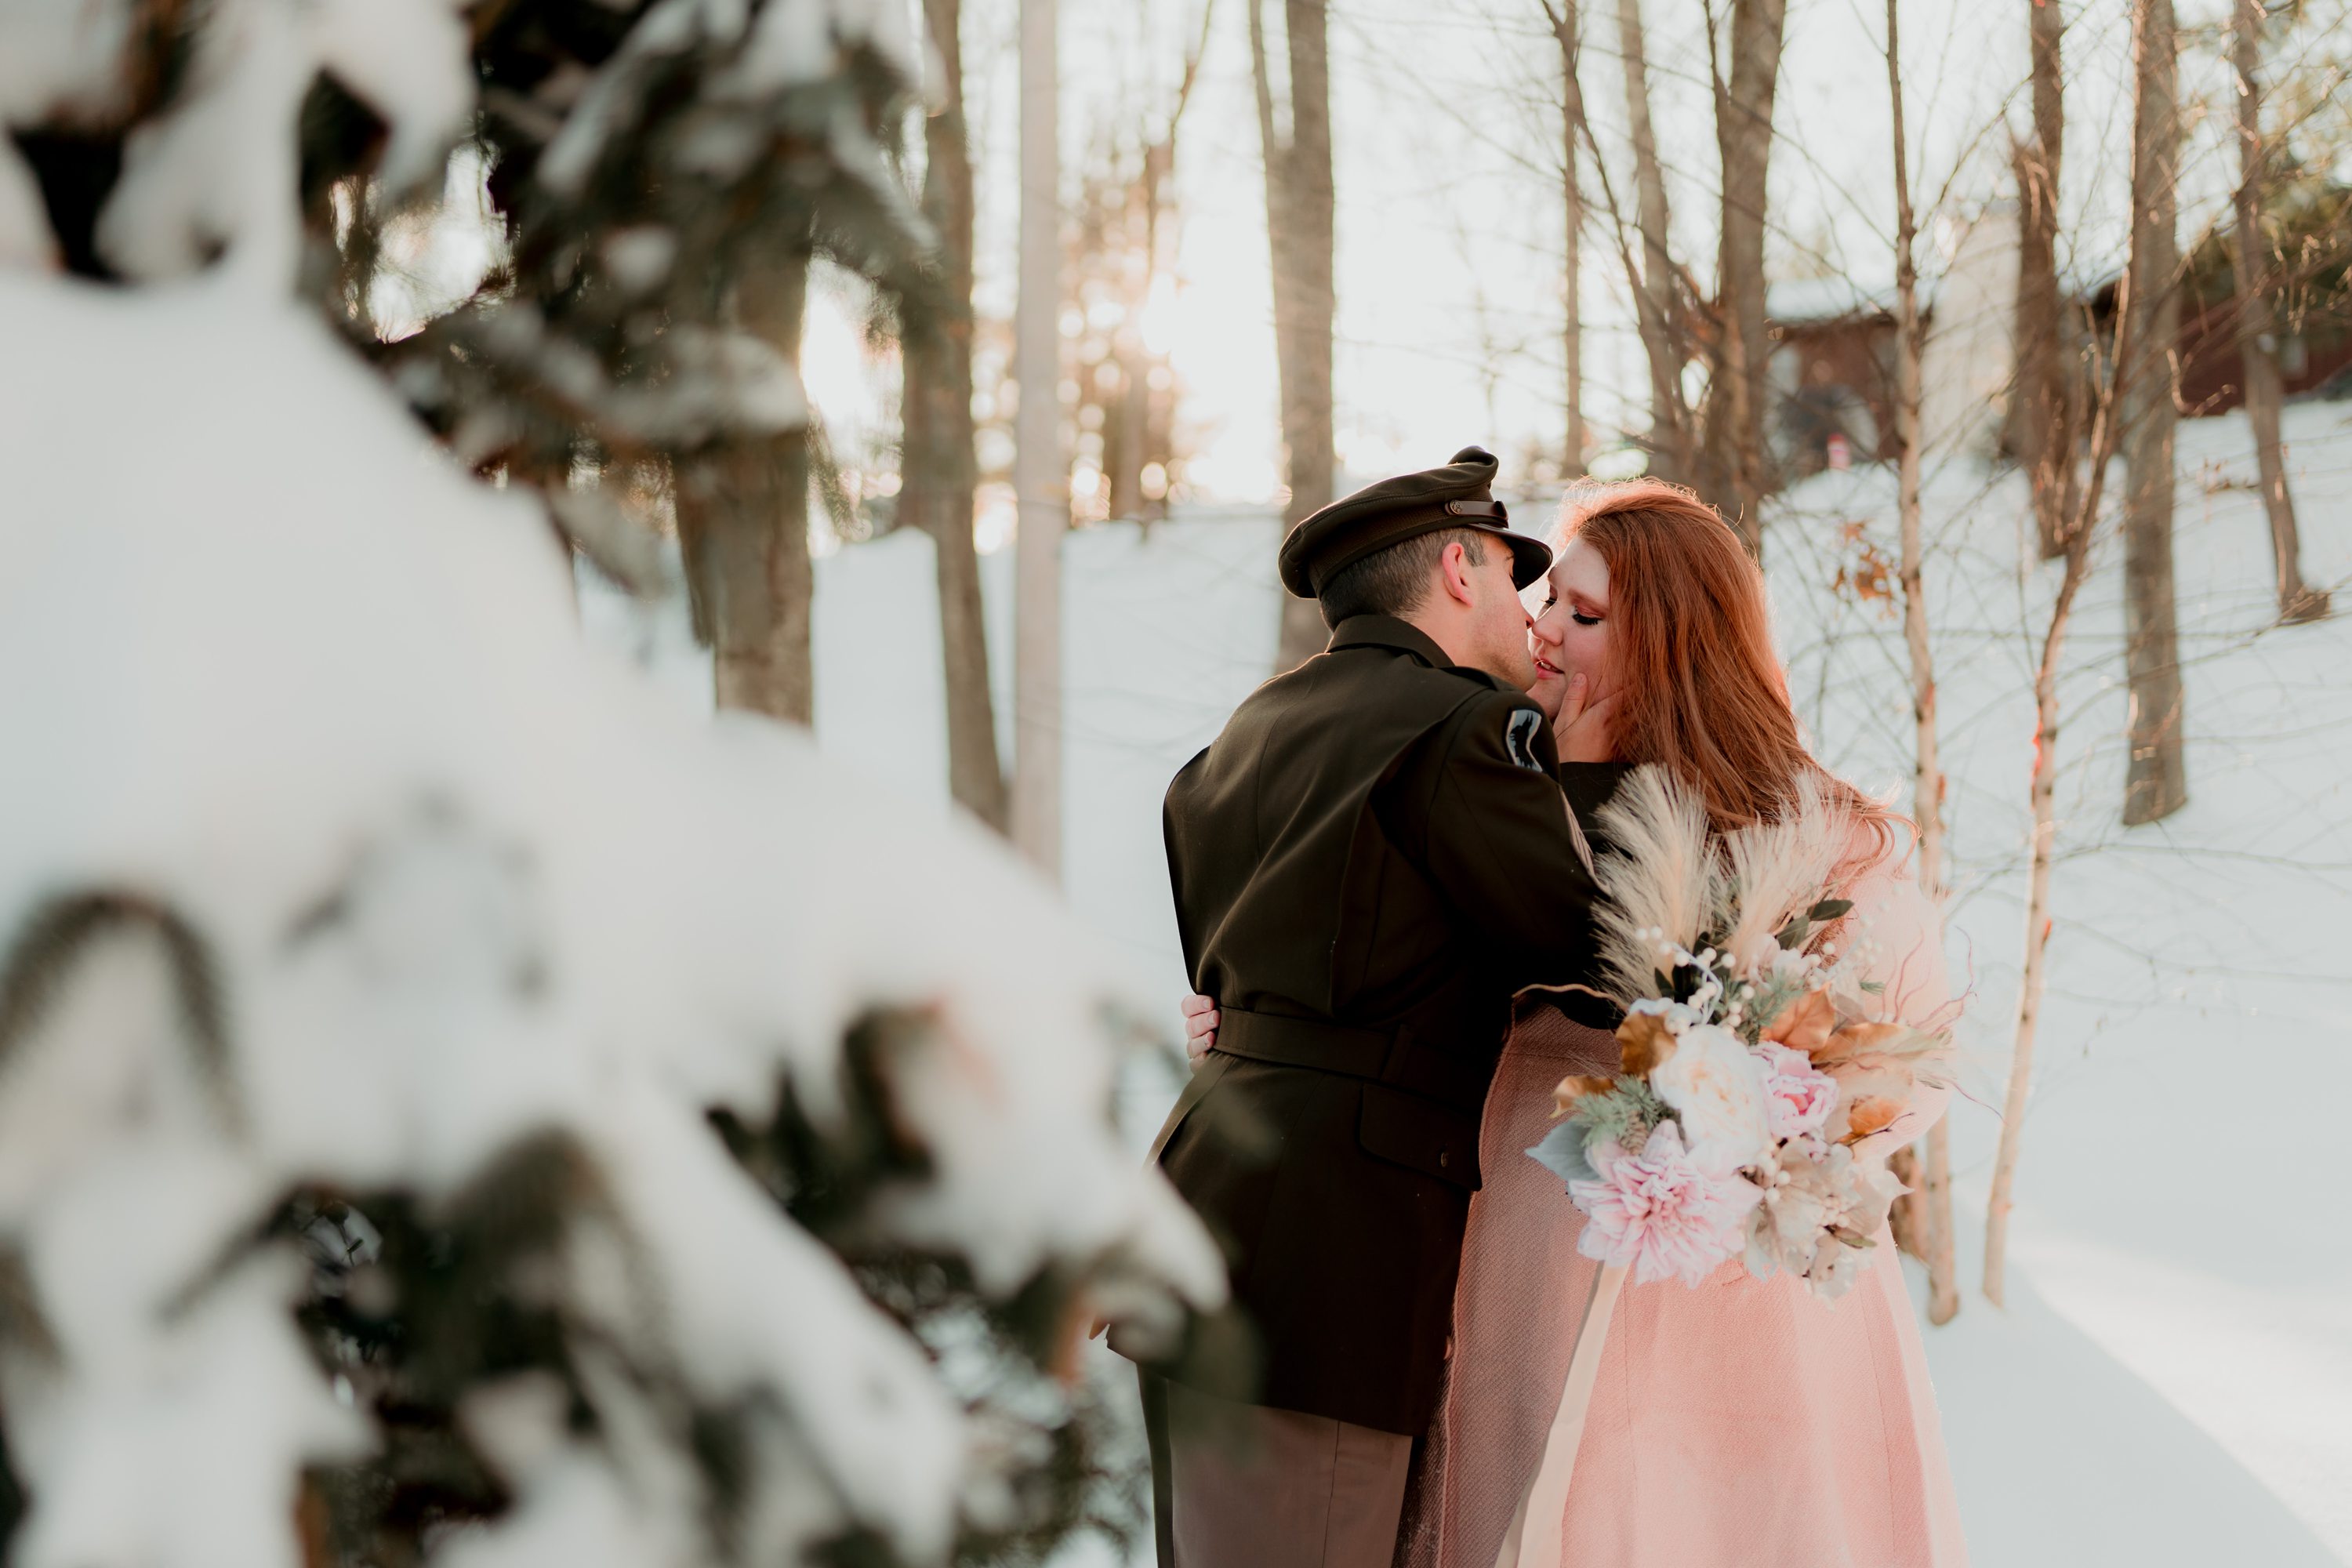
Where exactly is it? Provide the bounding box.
[1649,1022,1771,1172]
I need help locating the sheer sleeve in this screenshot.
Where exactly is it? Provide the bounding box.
[1842,845,1956,1156]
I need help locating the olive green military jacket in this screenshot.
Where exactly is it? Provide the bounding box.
[1146,614,1623,1436]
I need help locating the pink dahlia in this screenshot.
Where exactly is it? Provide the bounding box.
[1571,1121,1762,1286]
[1755,1040,1837,1142]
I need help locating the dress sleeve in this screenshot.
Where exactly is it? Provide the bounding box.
[1843,846,1957,1154]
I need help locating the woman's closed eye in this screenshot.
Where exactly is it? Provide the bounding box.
[1571,609,1602,627]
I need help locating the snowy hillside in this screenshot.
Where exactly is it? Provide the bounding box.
[586,397,2352,1566]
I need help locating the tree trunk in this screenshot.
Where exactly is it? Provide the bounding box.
[903,0,1009,831]
[1697,0,1787,554]
[1013,0,1063,876]
[1882,0,1958,1323]
[1252,0,1339,673]
[1615,0,1688,483]
[1120,17,1210,532]
[678,252,815,724]
[2231,0,2329,625]
[2120,0,2187,827]
[1111,339,1149,521]
[1983,542,2077,1308]
[1548,0,1586,475]
[2013,0,2071,561]
[1986,270,2138,1307]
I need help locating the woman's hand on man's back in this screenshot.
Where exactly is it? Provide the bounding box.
[1180,993,1218,1065]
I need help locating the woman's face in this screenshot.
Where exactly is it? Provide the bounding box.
[1527,536,1618,722]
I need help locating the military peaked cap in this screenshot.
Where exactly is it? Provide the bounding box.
[1278,445,1554,599]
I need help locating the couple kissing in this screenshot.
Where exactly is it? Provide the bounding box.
[1109,448,1965,1568]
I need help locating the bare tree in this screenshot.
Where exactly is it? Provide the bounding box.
[902,0,1009,830]
[679,254,815,723]
[1880,0,1959,1326]
[1985,278,2140,1308]
[1697,0,1788,554]
[2013,0,2074,562]
[1087,1,1212,526]
[1538,0,1587,474]
[1991,0,2199,1290]
[2230,0,2330,625]
[2120,0,2188,826]
[1013,0,1064,876]
[1250,0,1339,672]
[1614,0,1692,483]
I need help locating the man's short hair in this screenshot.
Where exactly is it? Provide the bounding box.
[1316,527,1489,629]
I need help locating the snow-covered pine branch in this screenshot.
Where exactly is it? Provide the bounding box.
[0,5,1224,1568]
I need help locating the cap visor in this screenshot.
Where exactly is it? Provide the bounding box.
[1501,531,1553,590]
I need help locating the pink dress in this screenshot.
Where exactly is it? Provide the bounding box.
[1399,851,1967,1568]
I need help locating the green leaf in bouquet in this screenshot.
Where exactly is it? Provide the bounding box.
[1808,898,1854,924]
[1777,916,1810,949]
[1527,1119,1599,1186]
[1563,1076,1666,1166]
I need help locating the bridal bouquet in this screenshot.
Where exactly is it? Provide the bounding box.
[1529,768,1951,1301]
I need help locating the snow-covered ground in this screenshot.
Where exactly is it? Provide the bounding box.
[585,397,2352,1565]
[1772,399,2352,1564]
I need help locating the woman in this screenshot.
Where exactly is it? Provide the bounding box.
[1184,480,1965,1567]
[1400,478,1965,1568]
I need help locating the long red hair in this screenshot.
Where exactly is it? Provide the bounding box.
[1556,478,1898,860]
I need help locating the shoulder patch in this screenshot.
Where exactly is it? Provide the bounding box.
[1504,707,1547,772]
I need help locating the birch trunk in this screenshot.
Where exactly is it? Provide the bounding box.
[903,0,1009,830]
[1119,17,1209,530]
[2013,0,2072,561]
[1986,274,2137,1307]
[1111,339,1149,522]
[1012,0,1063,876]
[2230,0,2329,625]
[1882,0,1958,1323]
[1699,0,1787,554]
[1984,543,2080,1307]
[2119,0,2187,827]
[678,252,815,724]
[1251,0,1340,673]
[1548,0,1586,475]
[1615,0,1689,483]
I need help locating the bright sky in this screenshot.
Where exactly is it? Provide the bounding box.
[800,0,2147,512]
[742,0,2344,521]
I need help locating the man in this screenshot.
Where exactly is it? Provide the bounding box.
[1117,447,1623,1568]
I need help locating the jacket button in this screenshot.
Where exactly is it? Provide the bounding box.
[1438,1149,1451,1168]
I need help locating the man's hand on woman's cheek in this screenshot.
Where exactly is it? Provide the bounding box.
[1553,672,1624,764]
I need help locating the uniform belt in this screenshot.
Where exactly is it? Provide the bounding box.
[1211,1006,1490,1118]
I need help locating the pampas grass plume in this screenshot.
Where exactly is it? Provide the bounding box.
[1592,767,1717,1004]
[1720,772,1847,976]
